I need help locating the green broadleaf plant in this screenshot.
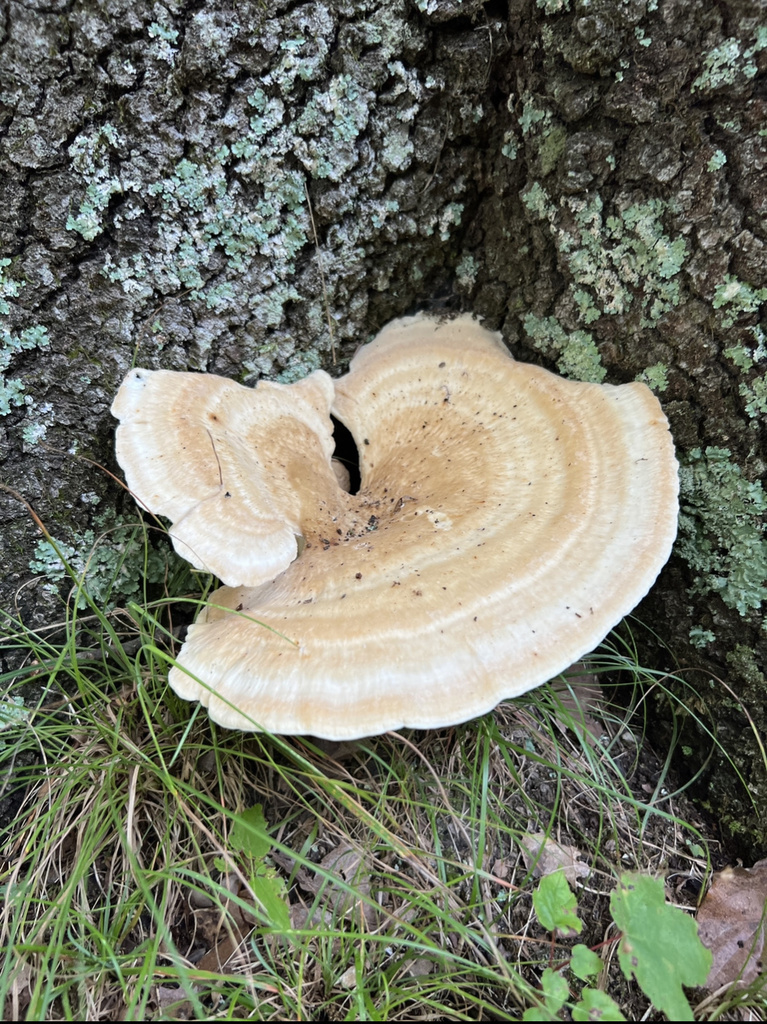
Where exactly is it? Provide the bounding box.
[610,872,712,1022]
[227,802,291,931]
[526,869,712,1021]
[533,868,582,936]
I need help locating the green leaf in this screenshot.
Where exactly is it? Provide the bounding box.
[230,803,271,860]
[534,870,583,936]
[572,988,626,1021]
[570,943,603,981]
[523,968,569,1021]
[520,962,569,1019]
[610,873,712,1021]
[541,967,569,1012]
[251,866,290,931]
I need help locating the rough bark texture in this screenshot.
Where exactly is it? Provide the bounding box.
[1,1,765,849]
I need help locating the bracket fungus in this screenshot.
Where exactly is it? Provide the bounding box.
[112,314,679,739]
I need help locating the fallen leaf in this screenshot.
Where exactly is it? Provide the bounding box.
[337,965,357,989]
[551,664,609,747]
[275,844,377,931]
[153,985,195,1020]
[193,900,252,973]
[289,903,333,930]
[406,957,434,978]
[4,958,32,1021]
[697,859,767,991]
[520,832,590,884]
[491,857,510,880]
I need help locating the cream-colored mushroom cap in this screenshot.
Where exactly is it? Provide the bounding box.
[111,368,340,587]
[117,313,679,739]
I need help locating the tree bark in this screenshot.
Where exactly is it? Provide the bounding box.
[1,0,765,848]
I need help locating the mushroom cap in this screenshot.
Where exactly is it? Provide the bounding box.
[111,368,344,588]
[131,313,679,739]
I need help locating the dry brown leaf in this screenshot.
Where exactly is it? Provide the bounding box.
[289,903,333,930]
[519,832,590,884]
[491,858,511,881]
[551,665,608,747]
[318,845,377,926]
[698,859,767,991]
[192,895,255,973]
[337,965,357,989]
[406,957,434,978]
[275,844,377,931]
[3,959,32,1022]
[153,985,195,1020]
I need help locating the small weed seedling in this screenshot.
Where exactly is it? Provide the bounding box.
[524,870,712,1021]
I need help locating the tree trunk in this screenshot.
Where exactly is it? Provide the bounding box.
[1,0,765,849]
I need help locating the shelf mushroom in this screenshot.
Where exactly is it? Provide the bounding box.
[112,314,679,739]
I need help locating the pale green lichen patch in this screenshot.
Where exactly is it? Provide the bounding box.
[21,401,55,448]
[677,447,767,617]
[689,626,716,649]
[565,196,687,326]
[438,202,464,241]
[147,21,179,43]
[724,344,754,372]
[522,313,606,383]
[722,307,766,419]
[501,131,518,160]
[519,97,550,137]
[691,28,767,93]
[0,260,51,416]
[294,74,374,180]
[456,253,479,290]
[66,124,136,241]
[712,275,767,328]
[739,376,767,419]
[0,696,29,730]
[536,0,570,12]
[521,189,687,331]
[517,96,565,176]
[636,363,669,393]
[414,0,455,12]
[634,27,652,48]
[707,149,727,172]
[275,348,322,384]
[59,3,469,381]
[0,697,29,751]
[521,181,551,219]
[102,151,310,329]
[29,511,186,611]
